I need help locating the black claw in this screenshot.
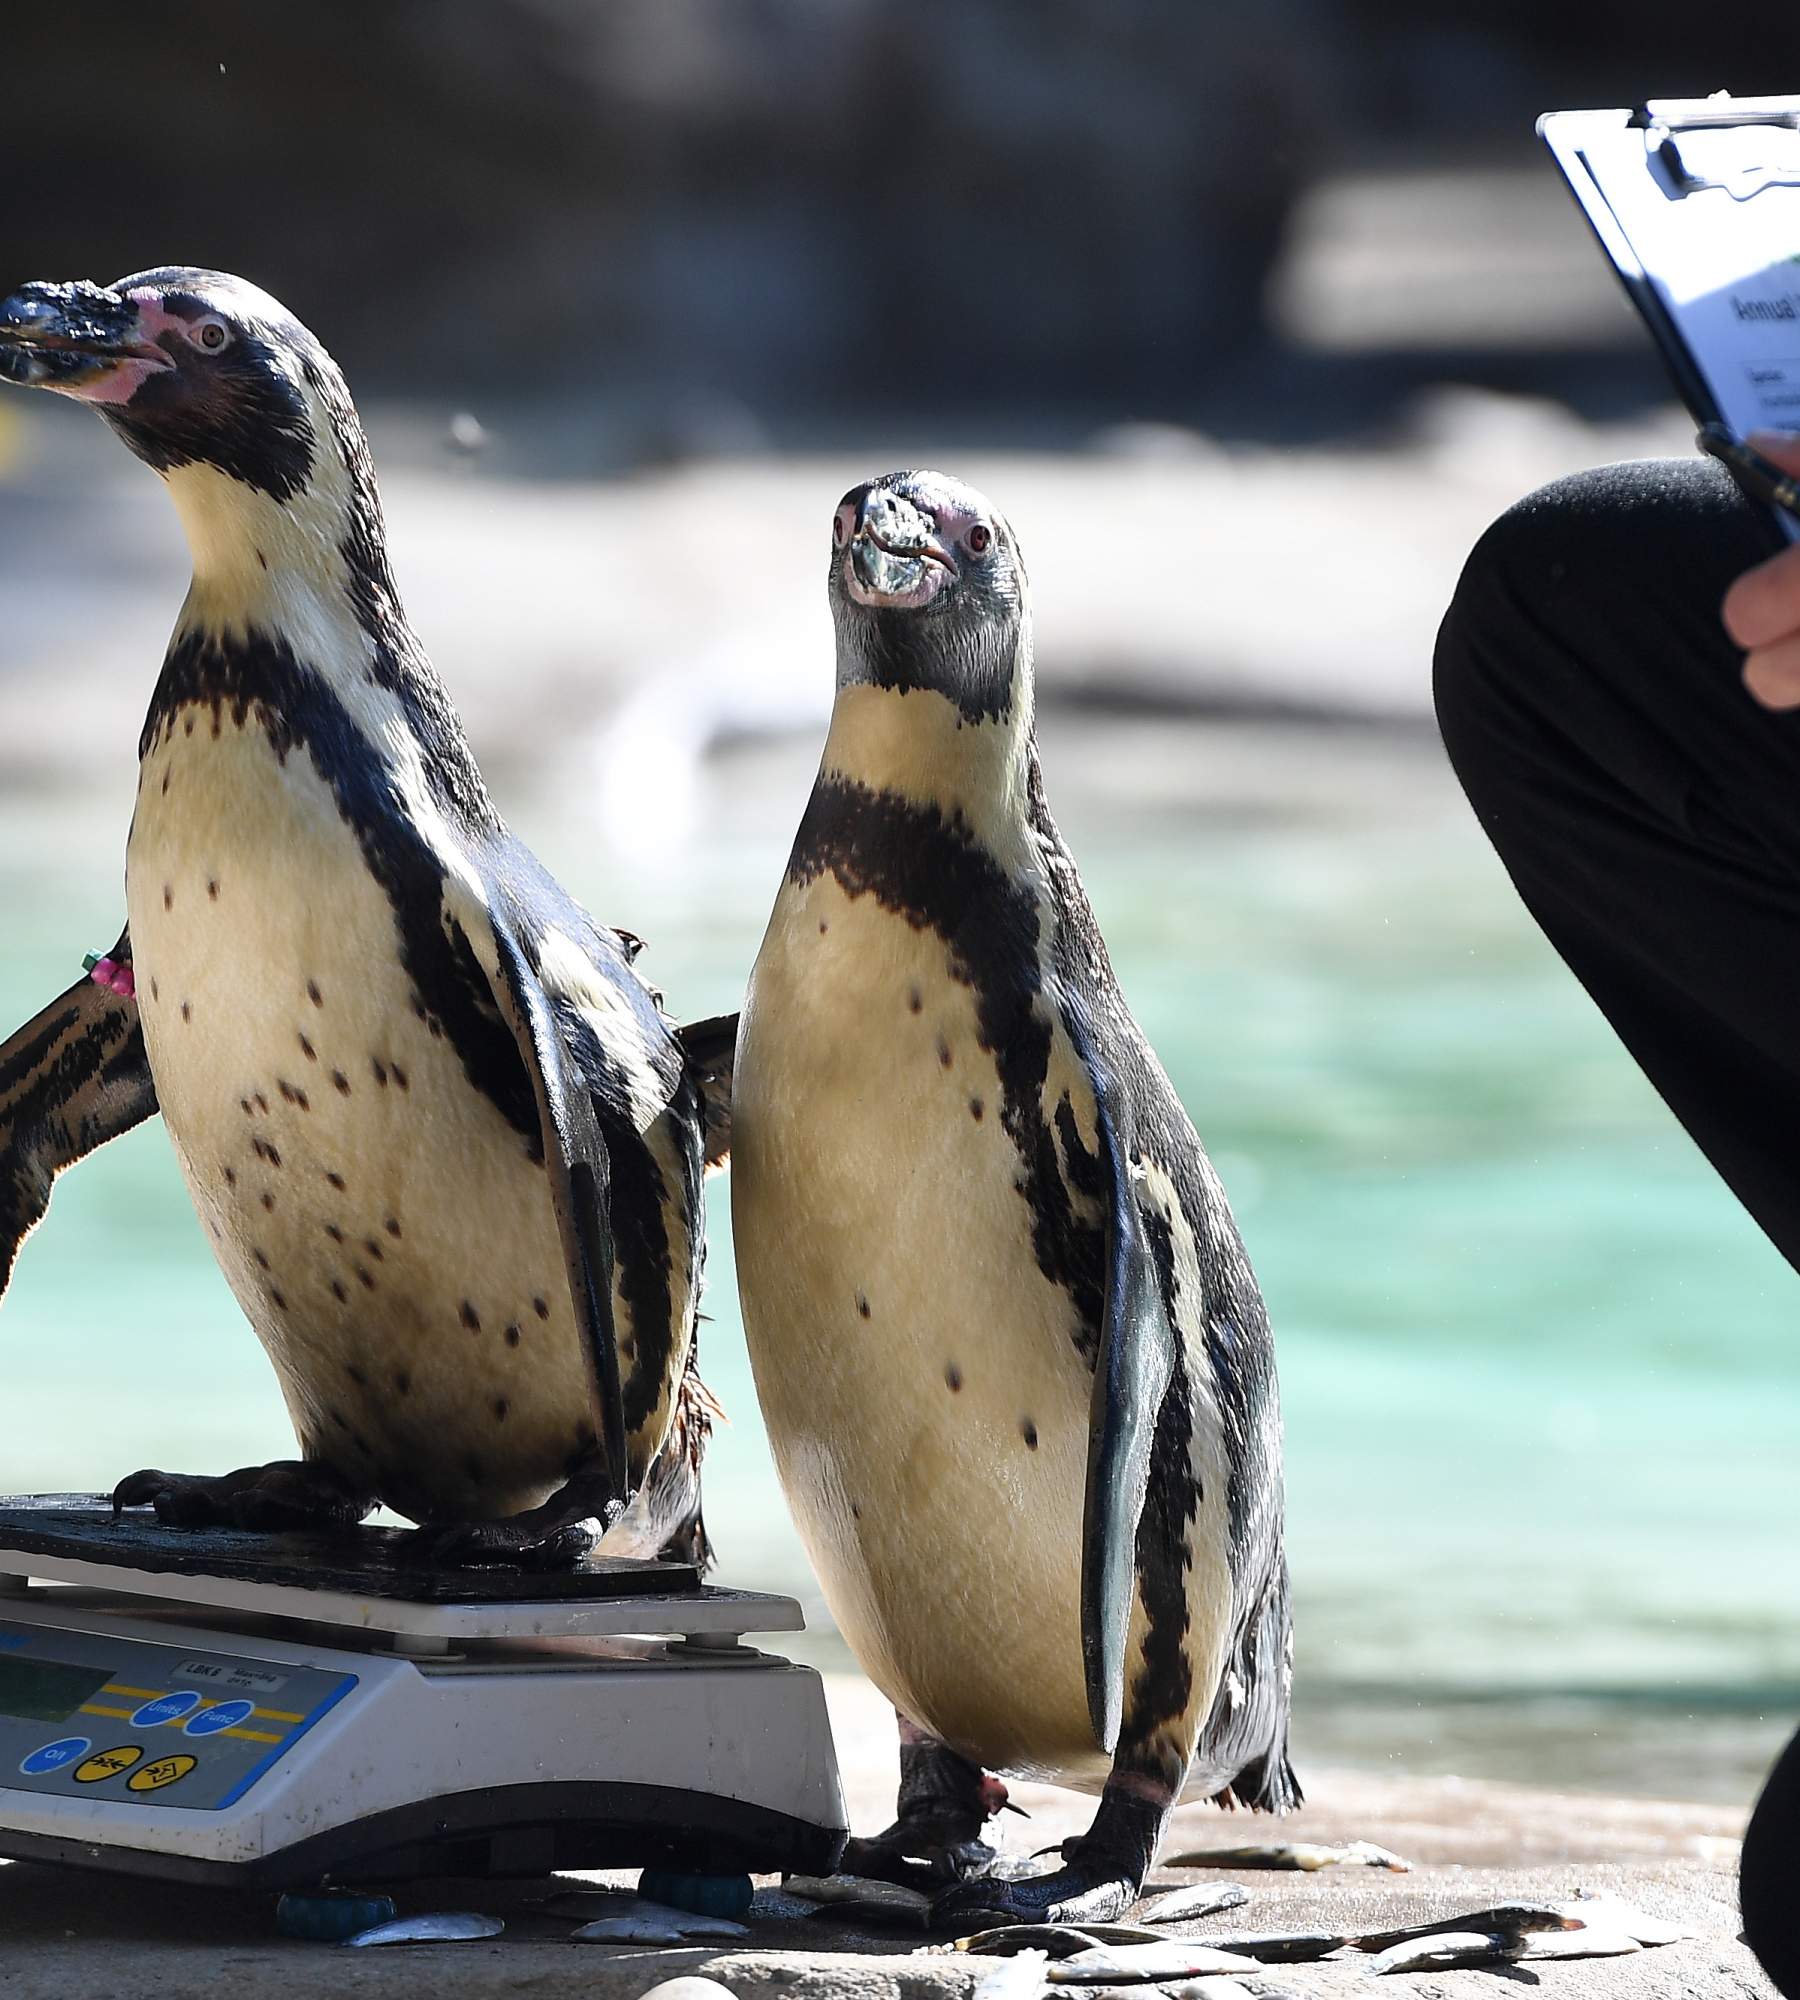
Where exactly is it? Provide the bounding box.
[111,1469,171,1513]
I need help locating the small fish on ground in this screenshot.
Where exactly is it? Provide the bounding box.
[959,1925,1166,1957]
[986,1850,1059,1881]
[1522,1928,1644,1961]
[571,1917,691,1944]
[1202,1930,1347,1963]
[1163,1840,1411,1873]
[1352,1903,1582,1952]
[1047,1940,1262,1983]
[1368,1931,1524,1974]
[784,1872,931,1912]
[1561,1891,1694,1946]
[1135,1883,1250,1923]
[747,1888,824,1921]
[805,1897,930,1931]
[572,1911,751,1943]
[547,1892,748,1939]
[972,1946,1050,2000]
[343,1912,503,1946]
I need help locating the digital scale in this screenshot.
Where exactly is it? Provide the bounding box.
[0,1498,846,1888]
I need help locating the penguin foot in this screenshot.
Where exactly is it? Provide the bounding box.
[838,1831,998,1892]
[929,1861,1138,1928]
[111,1460,374,1534]
[840,1724,1013,1888]
[412,1468,626,1571]
[931,1780,1164,1929]
[412,1516,598,1571]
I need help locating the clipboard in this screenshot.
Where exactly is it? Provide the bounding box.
[1542,94,1800,539]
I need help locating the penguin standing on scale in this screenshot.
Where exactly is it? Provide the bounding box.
[0,270,732,1565]
[733,471,1299,1923]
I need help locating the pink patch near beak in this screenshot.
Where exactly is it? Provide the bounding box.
[64,354,170,407]
[55,288,179,405]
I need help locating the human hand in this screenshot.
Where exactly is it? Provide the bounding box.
[1722,432,1800,708]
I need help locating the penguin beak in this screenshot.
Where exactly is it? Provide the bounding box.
[845,487,957,611]
[0,280,172,401]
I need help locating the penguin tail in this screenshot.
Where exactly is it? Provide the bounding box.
[1196,1554,1302,1814]
[595,1362,720,1573]
[1211,1739,1304,1815]
[676,1012,737,1169]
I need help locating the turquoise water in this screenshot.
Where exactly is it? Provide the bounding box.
[2,718,1797,1806]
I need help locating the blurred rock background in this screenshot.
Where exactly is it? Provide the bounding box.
[0,1,1775,419]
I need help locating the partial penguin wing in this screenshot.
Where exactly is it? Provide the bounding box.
[479,917,628,1516]
[675,1011,737,1169]
[0,926,157,1304]
[1064,988,1178,1757]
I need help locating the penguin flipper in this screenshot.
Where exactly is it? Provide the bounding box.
[676,1011,737,1168]
[0,927,156,1306]
[483,922,628,1517]
[1066,996,1177,1758]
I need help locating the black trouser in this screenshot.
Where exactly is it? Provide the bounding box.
[1433,454,1797,1991]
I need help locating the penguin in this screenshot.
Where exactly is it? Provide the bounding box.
[732,471,1299,1923]
[0,271,731,1565]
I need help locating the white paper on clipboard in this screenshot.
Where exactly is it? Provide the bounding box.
[1542,95,1800,540]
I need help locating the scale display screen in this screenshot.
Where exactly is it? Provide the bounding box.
[0,1655,114,1724]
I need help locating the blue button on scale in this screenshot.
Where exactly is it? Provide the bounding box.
[130,1691,201,1728]
[20,1736,90,1776]
[184,1700,253,1737]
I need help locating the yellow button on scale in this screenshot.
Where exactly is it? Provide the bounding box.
[73,1746,143,1784]
[127,1754,197,1793]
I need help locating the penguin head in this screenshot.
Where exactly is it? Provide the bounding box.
[0,268,344,505]
[0,268,400,613]
[829,470,1031,725]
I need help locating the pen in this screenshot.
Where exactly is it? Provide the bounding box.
[1696,422,1800,524]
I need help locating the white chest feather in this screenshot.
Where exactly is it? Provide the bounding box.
[126,708,589,1522]
[734,869,1108,1782]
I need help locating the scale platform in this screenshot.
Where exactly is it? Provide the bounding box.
[0,1498,847,1889]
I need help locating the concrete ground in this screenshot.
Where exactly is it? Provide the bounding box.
[0,1674,1769,1998]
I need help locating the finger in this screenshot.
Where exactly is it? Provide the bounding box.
[1747,429,1800,479]
[1744,631,1800,709]
[1722,542,1800,649]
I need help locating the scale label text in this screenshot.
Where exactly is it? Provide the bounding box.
[175,1660,289,1695]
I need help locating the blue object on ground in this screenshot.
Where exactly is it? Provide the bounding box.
[638,1869,755,1919]
[275,1891,398,1942]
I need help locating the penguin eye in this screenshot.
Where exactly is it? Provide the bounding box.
[832,512,850,548]
[189,317,231,353]
[967,522,992,555]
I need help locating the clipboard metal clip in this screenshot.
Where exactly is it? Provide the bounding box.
[1636,94,1800,201]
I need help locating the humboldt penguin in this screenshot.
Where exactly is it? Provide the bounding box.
[0,270,729,1565]
[732,471,1298,1922]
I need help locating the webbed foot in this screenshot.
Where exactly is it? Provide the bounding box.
[413,1516,598,1571]
[931,1861,1138,1928]
[839,1831,998,1893]
[933,1779,1164,1929]
[841,1720,1011,1889]
[411,1463,624,1570]
[112,1460,373,1534]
